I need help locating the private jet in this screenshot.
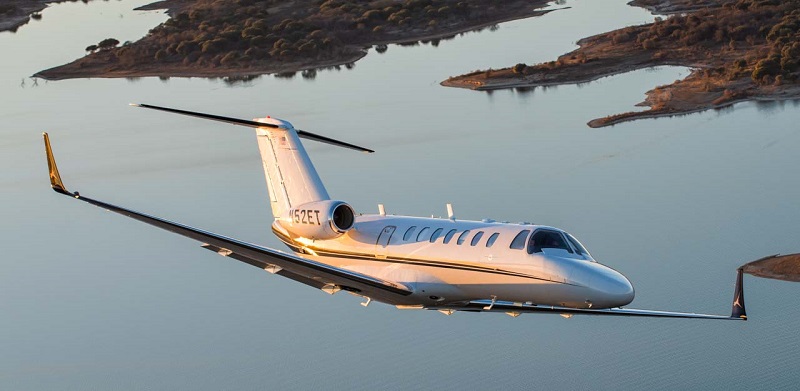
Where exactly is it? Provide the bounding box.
[43,104,747,320]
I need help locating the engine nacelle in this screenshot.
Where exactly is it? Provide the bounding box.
[283,200,355,240]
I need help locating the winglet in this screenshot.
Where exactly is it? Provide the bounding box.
[43,132,72,196]
[731,268,747,320]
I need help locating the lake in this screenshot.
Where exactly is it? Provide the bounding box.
[2,0,799,389]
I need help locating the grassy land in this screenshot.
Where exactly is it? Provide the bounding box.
[35,0,553,80]
[442,0,800,127]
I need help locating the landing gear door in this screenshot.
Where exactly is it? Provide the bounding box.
[375,226,396,259]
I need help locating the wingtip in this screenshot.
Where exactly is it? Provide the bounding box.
[129,103,141,107]
[43,133,71,195]
[731,268,747,320]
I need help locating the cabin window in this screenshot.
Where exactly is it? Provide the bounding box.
[566,233,589,256]
[403,226,416,241]
[528,229,573,254]
[456,230,471,245]
[429,228,443,243]
[443,229,458,244]
[509,230,531,250]
[416,227,431,242]
[470,231,484,246]
[485,232,499,247]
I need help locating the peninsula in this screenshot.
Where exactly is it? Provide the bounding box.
[741,254,800,283]
[442,0,800,127]
[35,0,554,80]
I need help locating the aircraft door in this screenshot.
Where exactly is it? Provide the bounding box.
[375,226,396,259]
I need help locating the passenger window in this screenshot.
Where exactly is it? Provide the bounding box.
[485,232,499,247]
[456,230,471,245]
[528,230,573,254]
[403,226,416,241]
[416,227,431,242]
[470,231,484,246]
[443,229,457,244]
[429,228,443,243]
[509,230,531,249]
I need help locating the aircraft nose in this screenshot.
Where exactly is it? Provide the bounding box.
[595,268,635,307]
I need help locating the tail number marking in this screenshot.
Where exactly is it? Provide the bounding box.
[292,209,321,225]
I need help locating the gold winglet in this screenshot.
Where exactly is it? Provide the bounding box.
[43,133,71,195]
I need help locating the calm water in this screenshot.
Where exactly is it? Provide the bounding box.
[2,1,799,389]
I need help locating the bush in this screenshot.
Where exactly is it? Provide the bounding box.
[512,63,527,74]
[97,38,120,50]
[752,58,780,81]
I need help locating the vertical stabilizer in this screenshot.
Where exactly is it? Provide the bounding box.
[254,118,329,219]
[129,104,372,221]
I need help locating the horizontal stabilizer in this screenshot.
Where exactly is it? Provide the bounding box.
[131,103,374,153]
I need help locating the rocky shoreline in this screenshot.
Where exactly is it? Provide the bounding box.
[442,0,800,128]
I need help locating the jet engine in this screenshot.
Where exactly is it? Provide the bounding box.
[284,200,355,240]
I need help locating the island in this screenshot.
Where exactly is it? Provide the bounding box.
[35,0,555,80]
[741,253,800,282]
[442,0,800,127]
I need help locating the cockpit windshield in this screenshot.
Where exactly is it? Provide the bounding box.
[527,229,593,261]
[527,229,572,254]
[565,233,591,258]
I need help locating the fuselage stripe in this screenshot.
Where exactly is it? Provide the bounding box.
[271,228,571,285]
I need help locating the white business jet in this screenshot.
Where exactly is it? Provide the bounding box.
[43,104,747,320]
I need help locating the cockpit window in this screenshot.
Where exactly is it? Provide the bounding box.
[566,233,589,256]
[509,230,530,250]
[528,230,573,254]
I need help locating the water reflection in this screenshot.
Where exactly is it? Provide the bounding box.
[222,74,262,86]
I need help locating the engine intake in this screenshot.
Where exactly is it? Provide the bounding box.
[284,200,355,240]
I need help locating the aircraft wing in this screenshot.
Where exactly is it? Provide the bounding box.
[430,268,747,320]
[43,133,412,299]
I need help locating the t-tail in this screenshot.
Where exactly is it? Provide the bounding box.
[131,103,368,241]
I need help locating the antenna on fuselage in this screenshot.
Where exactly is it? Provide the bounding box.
[447,203,455,221]
[378,204,386,216]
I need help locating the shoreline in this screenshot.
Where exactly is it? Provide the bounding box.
[441,0,800,128]
[0,0,67,33]
[34,0,556,81]
[741,254,800,283]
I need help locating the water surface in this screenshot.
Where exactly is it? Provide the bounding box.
[2,1,799,390]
